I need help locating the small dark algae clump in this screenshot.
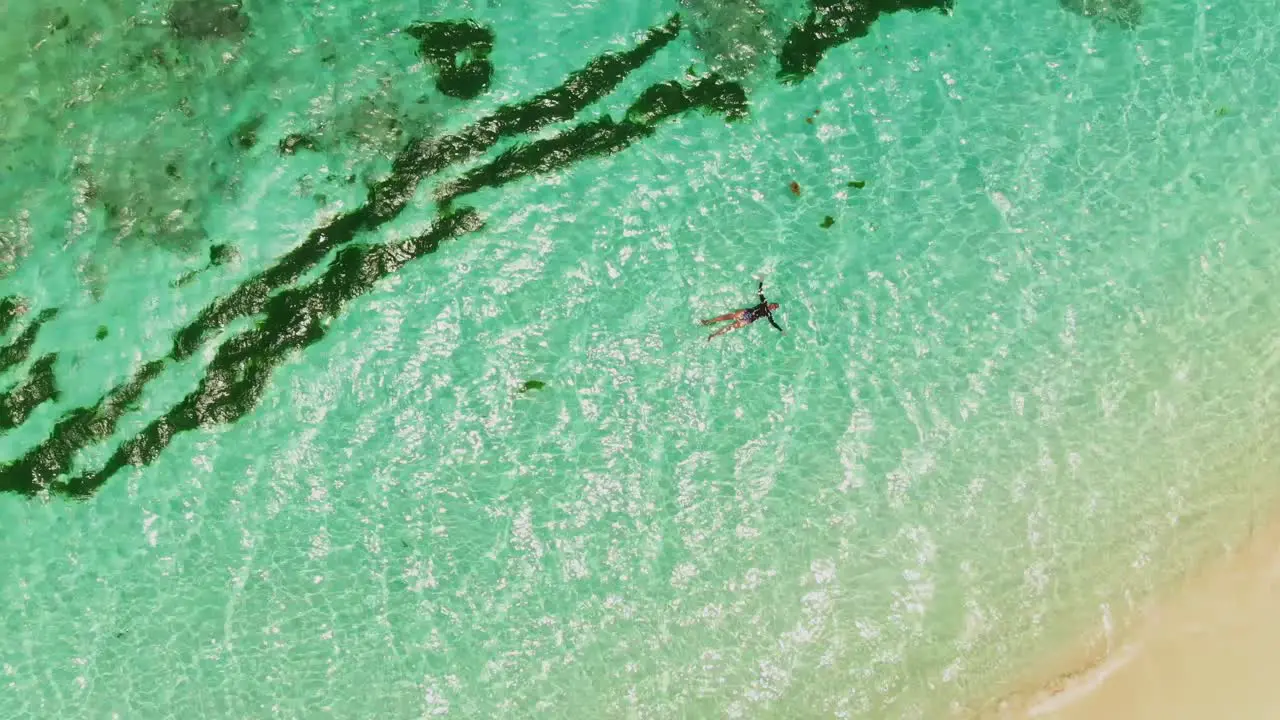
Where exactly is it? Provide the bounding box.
[405,20,496,100]
[779,0,953,82]
[279,133,319,155]
[821,215,835,228]
[171,271,199,289]
[848,180,866,189]
[209,244,238,266]
[172,244,240,288]
[232,116,265,150]
[519,380,547,393]
[167,0,249,41]
[96,326,108,341]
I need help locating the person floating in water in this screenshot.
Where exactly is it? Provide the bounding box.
[702,281,783,341]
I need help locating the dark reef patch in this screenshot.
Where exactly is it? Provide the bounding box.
[0,308,58,376]
[209,244,238,266]
[0,217,32,279]
[0,354,59,433]
[171,270,199,289]
[334,94,408,155]
[2,13,753,498]
[172,14,683,361]
[436,76,748,206]
[125,43,176,72]
[778,0,953,82]
[276,89,424,167]
[56,210,484,498]
[102,197,206,252]
[79,148,211,254]
[166,0,249,41]
[406,20,496,100]
[680,0,781,80]
[0,296,23,337]
[629,75,750,123]
[0,361,164,497]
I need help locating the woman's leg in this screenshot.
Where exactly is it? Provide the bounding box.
[701,309,746,325]
[707,319,747,341]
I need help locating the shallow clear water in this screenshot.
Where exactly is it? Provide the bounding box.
[4,0,1280,717]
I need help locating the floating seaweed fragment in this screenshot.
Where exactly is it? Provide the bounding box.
[519,380,547,393]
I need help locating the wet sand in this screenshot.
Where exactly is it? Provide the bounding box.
[1002,509,1280,720]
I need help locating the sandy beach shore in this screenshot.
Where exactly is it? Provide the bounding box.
[993,507,1280,720]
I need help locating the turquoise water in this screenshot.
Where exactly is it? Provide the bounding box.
[4,0,1280,717]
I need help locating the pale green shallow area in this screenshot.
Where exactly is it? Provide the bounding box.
[3,0,1280,718]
